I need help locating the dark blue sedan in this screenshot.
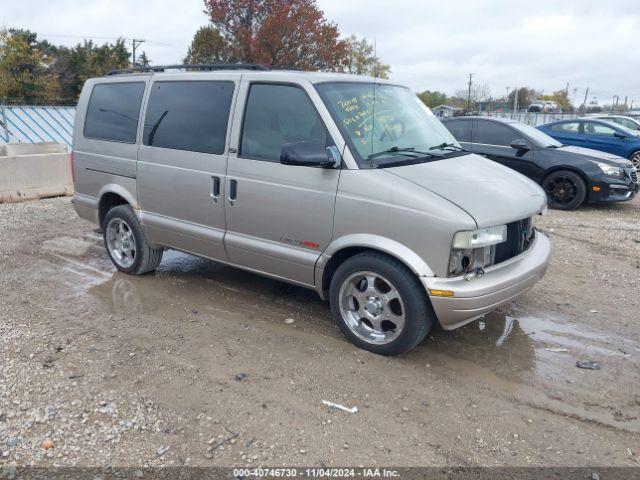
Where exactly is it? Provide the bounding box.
[538,118,640,171]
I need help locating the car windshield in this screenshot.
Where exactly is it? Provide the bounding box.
[512,121,562,148]
[315,82,463,167]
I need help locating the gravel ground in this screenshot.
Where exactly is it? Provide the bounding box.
[0,196,639,468]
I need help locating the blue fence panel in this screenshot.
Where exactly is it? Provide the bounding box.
[0,105,77,151]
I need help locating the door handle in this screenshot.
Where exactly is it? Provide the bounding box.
[211,176,220,203]
[229,179,237,205]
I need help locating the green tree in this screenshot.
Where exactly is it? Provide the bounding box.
[507,87,539,109]
[0,29,60,103]
[1,29,131,103]
[137,51,151,68]
[343,35,390,79]
[417,90,448,108]
[184,25,230,64]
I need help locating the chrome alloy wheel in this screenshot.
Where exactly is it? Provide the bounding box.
[631,151,640,171]
[338,271,406,345]
[105,218,137,269]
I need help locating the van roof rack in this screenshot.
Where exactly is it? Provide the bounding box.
[106,63,270,76]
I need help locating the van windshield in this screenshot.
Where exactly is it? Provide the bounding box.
[315,82,464,167]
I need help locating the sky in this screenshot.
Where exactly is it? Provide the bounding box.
[4,0,640,107]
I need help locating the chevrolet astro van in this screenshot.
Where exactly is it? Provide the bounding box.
[72,64,550,355]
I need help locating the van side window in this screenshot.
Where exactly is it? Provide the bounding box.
[84,82,145,143]
[240,84,329,162]
[143,81,234,154]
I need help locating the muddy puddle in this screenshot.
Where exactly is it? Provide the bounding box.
[38,233,640,432]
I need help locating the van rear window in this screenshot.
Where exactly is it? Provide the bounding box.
[84,82,145,143]
[143,81,235,154]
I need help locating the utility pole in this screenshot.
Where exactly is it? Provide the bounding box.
[467,73,473,111]
[613,95,619,113]
[581,87,589,112]
[512,87,518,117]
[131,39,145,68]
[623,96,628,112]
[506,87,510,111]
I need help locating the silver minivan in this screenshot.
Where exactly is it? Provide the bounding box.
[72,65,550,355]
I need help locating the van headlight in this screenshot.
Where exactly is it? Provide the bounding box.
[597,162,624,178]
[449,225,507,276]
[452,225,507,249]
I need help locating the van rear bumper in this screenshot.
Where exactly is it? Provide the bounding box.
[72,193,99,225]
[422,232,550,330]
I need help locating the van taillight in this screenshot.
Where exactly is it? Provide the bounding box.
[70,152,75,183]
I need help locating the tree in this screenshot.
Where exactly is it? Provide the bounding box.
[540,89,572,112]
[344,35,389,79]
[507,87,539,110]
[204,0,348,70]
[137,51,151,68]
[455,83,491,110]
[184,25,230,64]
[0,29,61,103]
[417,90,448,108]
[1,29,131,104]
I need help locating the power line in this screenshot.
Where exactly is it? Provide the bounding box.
[36,32,183,49]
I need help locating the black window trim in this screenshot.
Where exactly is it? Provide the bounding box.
[238,81,335,164]
[83,81,147,145]
[141,79,237,155]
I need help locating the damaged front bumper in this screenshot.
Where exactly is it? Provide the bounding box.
[422,232,551,330]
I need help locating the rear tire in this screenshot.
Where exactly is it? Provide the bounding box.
[541,170,586,210]
[329,252,433,356]
[103,205,163,275]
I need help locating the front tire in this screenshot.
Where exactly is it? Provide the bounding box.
[541,170,586,210]
[103,205,163,274]
[629,151,640,171]
[329,252,433,356]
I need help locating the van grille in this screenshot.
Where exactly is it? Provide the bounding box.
[494,218,535,264]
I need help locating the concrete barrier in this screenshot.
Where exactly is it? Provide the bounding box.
[0,143,73,203]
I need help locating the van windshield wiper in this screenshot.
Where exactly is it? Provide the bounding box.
[367,146,441,160]
[429,142,464,151]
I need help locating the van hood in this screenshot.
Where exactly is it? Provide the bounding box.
[383,153,546,228]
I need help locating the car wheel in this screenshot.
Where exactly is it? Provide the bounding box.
[103,205,163,274]
[541,170,587,210]
[630,151,640,171]
[329,252,433,356]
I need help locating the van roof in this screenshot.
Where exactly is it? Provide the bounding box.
[103,63,398,85]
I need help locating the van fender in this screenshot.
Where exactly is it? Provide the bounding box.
[98,183,138,210]
[315,233,434,296]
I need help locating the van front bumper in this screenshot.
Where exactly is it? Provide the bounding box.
[422,232,550,330]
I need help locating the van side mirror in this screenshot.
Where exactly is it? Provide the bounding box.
[510,139,530,150]
[613,132,628,139]
[280,142,341,168]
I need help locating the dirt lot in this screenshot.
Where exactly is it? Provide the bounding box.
[0,196,639,468]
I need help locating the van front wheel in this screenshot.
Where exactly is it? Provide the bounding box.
[329,252,433,356]
[103,205,163,274]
